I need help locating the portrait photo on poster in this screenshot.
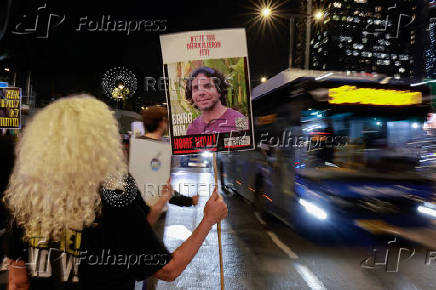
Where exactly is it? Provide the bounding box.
[164,57,254,154]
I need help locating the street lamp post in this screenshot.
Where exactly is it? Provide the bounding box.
[289,0,313,69]
[260,0,326,70]
[288,13,312,69]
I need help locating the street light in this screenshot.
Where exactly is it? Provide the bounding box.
[261,7,272,18]
[314,10,325,21]
[260,76,267,83]
[4,67,10,72]
[256,1,323,69]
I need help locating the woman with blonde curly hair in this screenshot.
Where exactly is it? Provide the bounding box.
[3,95,227,290]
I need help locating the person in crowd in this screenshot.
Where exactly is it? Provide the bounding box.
[136,105,200,290]
[138,105,199,208]
[185,66,245,135]
[3,95,227,290]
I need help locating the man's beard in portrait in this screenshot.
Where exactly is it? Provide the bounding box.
[200,98,220,111]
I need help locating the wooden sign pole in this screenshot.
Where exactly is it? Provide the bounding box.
[212,152,225,290]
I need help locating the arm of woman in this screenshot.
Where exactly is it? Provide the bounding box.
[146,182,173,225]
[8,259,30,290]
[153,189,226,281]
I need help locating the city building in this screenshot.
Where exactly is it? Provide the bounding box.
[425,1,436,78]
[308,0,429,79]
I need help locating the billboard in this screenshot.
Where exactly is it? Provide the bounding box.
[160,28,255,155]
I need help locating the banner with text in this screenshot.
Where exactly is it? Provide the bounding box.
[0,87,21,129]
[160,28,254,155]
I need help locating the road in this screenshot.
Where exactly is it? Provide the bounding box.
[155,167,436,290]
[1,167,435,290]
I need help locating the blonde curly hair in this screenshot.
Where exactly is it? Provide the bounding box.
[4,95,127,241]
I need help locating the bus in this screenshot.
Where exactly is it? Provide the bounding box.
[219,70,436,242]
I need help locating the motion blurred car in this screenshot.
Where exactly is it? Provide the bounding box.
[180,152,211,168]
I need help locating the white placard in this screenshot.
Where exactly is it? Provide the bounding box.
[160,28,248,64]
[129,138,171,206]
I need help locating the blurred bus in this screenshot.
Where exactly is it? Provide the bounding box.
[219,70,436,241]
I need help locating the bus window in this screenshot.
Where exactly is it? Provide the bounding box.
[296,109,425,174]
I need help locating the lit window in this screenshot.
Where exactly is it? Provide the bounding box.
[374,46,385,52]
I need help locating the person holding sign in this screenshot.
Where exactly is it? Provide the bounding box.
[185,66,245,135]
[3,95,227,290]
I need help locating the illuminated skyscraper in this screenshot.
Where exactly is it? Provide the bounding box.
[425,1,436,78]
[309,0,428,79]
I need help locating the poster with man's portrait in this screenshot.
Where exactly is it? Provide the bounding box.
[160,28,255,155]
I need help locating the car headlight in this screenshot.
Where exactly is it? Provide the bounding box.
[201,151,213,158]
[299,198,328,220]
[417,203,436,218]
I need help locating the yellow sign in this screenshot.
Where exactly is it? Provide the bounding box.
[0,87,21,129]
[329,85,422,106]
[256,113,277,125]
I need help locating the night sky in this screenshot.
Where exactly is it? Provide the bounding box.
[0,0,298,109]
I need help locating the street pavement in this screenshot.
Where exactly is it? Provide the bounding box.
[155,167,436,290]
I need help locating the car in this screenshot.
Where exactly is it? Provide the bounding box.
[180,153,211,168]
